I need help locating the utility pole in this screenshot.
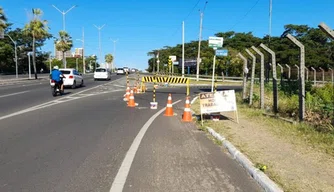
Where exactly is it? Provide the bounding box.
[182,21,185,78]
[76,27,85,74]
[82,27,85,74]
[52,5,76,31]
[110,38,118,71]
[94,24,106,66]
[5,34,18,78]
[269,0,272,45]
[156,51,160,73]
[196,11,203,81]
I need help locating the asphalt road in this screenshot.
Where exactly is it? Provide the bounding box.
[0,78,261,192]
[0,74,116,117]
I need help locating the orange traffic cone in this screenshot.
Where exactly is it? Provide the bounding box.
[164,93,174,116]
[137,84,141,94]
[134,85,138,94]
[127,89,136,107]
[123,87,130,101]
[182,96,192,122]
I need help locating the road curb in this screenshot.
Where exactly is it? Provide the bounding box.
[0,77,48,83]
[207,127,284,192]
[189,96,283,192]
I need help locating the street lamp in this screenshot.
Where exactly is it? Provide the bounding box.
[27,52,33,79]
[94,24,106,66]
[76,27,85,74]
[5,34,18,78]
[49,54,54,73]
[52,5,77,31]
[110,38,118,71]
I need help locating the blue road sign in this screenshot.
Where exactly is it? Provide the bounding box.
[216,49,228,56]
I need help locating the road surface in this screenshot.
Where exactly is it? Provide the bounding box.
[0,75,261,191]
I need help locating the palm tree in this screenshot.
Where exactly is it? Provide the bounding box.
[0,6,7,32]
[23,8,49,79]
[105,53,113,69]
[55,31,73,68]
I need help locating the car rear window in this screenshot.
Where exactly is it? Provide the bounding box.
[96,69,106,72]
[118,68,123,70]
[60,70,71,74]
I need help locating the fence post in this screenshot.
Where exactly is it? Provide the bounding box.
[260,43,278,114]
[277,63,283,84]
[237,53,248,100]
[311,67,316,86]
[251,46,265,110]
[318,22,334,39]
[319,67,325,84]
[245,48,256,106]
[285,64,291,80]
[286,34,305,122]
[329,68,333,85]
[294,64,300,80]
[305,67,309,81]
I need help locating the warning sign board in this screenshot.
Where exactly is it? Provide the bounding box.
[199,90,237,114]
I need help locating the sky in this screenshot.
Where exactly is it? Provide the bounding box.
[2,0,334,70]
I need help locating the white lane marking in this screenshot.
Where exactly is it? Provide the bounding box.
[0,79,124,121]
[0,91,30,98]
[114,84,126,88]
[109,99,182,192]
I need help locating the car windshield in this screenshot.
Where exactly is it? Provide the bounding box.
[95,69,106,72]
[60,70,71,74]
[118,68,123,70]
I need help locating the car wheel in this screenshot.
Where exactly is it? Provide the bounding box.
[72,81,76,89]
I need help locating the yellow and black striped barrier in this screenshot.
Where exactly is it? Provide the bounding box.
[141,76,190,96]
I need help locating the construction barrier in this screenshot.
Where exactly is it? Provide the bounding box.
[141,76,190,95]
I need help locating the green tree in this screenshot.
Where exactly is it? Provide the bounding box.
[23,8,50,79]
[55,30,73,68]
[0,6,7,31]
[105,53,113,69]
[148,25,334,76]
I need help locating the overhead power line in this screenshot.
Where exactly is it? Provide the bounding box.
[227,0,260,31]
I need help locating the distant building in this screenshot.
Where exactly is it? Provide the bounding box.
[55,50,72,60]
[75,48,83,57]
[54,41,73,60]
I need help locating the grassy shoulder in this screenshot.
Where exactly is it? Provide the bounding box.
[191,94,334,192]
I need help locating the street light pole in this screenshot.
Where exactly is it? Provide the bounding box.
[110,38,118,71]
[27,52,32,79]
[94,24,106,66]
[196,11,203,81]
[49,54,53,73]
[76,27,85,74]
[6,34,18,78]
[52,5,77,31]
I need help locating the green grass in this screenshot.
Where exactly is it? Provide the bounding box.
[192,93,334,156]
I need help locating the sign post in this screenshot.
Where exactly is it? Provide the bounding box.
[209,37,224,92]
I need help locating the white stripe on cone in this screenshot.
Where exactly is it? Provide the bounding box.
[184,108,191,112]
[167,104,173,107]
[186,100,190,104]
[168,97,172,100]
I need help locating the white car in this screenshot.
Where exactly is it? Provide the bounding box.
[50,68,84,89]
[117,68,125,75]
[94,68,111,80]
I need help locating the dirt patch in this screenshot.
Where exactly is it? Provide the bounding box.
[193,103,334,192]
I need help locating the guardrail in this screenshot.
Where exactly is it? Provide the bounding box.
[137,72,245,82]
